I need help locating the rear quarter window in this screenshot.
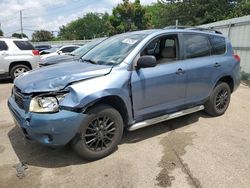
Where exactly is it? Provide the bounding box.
[0,41,8,51]
[13,41,35,50]
[209,35,226,55]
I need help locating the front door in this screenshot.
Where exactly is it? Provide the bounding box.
[131,34,187,121]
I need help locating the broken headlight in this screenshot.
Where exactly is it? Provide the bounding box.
[29,94,66,113]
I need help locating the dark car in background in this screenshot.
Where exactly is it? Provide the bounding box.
[39,38,106,66]
[35,45,52,52]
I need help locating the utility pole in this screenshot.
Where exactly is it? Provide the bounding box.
[175,19,178,29]
[20,10,23,38]
[0,22,1,32]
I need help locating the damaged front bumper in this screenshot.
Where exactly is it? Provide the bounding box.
[8,96,86,146]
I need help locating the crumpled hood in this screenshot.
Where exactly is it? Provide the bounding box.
[40,54,79,66]
[15,62,112,93]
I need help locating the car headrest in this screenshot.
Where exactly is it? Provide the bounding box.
[161,47,176,58]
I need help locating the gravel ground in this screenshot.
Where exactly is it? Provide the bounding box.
[0,80,250,188]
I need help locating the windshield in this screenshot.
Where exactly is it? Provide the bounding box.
[71,39,104,56]
[82,33,148,65]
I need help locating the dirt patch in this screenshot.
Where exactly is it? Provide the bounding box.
[53,166,73,176]
[0,145,5,153]
[0,164,42,188]
[156,130,201,188]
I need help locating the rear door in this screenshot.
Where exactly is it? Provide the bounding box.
[131,34,187,121]
[181,33,225,105]
[0,40,9,74]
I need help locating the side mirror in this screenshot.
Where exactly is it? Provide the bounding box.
[57,50,62,54]
[137,55,157,68]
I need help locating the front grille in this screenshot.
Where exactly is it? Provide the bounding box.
[13,86,25,109]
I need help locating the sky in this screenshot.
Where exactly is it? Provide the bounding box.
[0,0,157,38]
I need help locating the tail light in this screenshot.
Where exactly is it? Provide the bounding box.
[233,54,240,62]
[32,50,40,56]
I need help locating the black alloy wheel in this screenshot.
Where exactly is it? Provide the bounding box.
[205,82,231,116]
[84,116,116,151]
[215,88,229,112]
[72,105,124,160]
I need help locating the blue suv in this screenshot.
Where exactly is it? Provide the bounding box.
[8,28,240,160]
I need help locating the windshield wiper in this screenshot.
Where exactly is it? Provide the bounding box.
[81,58,97,64]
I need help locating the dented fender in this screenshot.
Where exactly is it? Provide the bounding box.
[60,68,134,124]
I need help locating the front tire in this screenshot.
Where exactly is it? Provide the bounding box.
[10,64,30,80]
[72,105,124,160]
[205,82,231,116]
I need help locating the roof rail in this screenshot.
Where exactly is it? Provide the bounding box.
[164,26,222,34]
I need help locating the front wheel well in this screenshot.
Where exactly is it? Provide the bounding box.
[216,76,234,93]
[9,61,32,75]
[84,96,129,126]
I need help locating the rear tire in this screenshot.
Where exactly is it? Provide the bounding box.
[72,105,124,160]
[10,64,30,80]
[205,82,231,116]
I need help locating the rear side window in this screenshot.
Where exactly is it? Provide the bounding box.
[210,36,226,55]
[0,41,8,51]
[183,34,211,59]
[13,41,35,50]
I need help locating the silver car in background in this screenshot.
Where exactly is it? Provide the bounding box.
[0,38,41,80]
[39,38,106,67]
[40,45,80,57]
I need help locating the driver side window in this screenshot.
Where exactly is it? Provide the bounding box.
[140,34,179,65]
[141,38,160,57]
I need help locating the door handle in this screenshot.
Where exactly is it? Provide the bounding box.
[214,62,221,68]
[176,68,184,75]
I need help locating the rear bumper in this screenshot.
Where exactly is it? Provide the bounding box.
[233,64,241,92]
[8,96,86,146]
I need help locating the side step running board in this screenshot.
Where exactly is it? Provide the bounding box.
[128,105,204,131]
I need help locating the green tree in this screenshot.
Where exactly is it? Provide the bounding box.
[12,33,28,39]
[0,29,3,36]
[146,0,250,28]
[32,30,54,42]
[232,0,250,17]
[109,0,151,34]
[58,13,110,40]
[56,0,250,39]
[145,2,166,28]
